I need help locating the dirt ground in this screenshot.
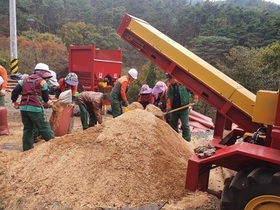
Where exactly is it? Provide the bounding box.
[0,92,233,210]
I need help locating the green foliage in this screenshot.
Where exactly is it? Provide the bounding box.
[190,36,234,65]
[94,25,122,49]
[58,21,96,46]
[127,81,141,103]
[35,33,63,44]
[261,41,280,71]
[145,63,157,88]
[218,46,278,93]
[174,1,280,48]
[21,31,63,44]
[0,56,8,67]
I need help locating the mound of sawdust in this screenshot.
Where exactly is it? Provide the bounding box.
[145,104,165,121]
[128,101,144,110]
[3,109,195,209]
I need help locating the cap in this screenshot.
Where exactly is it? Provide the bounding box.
[152,81,167,95]
[65,72,79,86]
[139,84,152,95]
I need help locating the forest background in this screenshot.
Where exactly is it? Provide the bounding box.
[0,0,280,119]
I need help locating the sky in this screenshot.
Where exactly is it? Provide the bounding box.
[264,0,280,4]
[212,0,280,4]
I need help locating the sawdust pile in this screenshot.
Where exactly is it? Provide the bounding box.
[2,109,195,209]
[145,104,165,121]
[127,101,144,110]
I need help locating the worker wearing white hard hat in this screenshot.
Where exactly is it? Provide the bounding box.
[128,68,138,79]
[11,62,55,151]
[110,68,138,118]
[33,62,53,79]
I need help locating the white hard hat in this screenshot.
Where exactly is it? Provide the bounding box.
[0,76,3,86]
[128,68,138,79]
[34,63,49,71]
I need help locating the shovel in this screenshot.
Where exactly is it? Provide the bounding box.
[163,103,195,115]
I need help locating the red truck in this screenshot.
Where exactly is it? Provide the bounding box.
[68,45,122,93]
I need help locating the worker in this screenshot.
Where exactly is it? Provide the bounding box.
[166,74,198,141]
[0,65,8,106]
[54,72,79,134]
[46,70,59,95]
[77,91,111,130]
[55,72,79,102]
[152,81,168,111]
[110,68,138,118]
[137,84,154,109]
[11,62,55,151]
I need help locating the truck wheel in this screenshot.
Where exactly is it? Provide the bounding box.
[220,165,280,210]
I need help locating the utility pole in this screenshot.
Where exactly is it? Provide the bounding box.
[26,18,38,65]
[9,0,19,74]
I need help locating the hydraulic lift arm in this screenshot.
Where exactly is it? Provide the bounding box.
[117,14,261,137]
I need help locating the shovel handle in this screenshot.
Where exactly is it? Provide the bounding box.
[164,103,195,115]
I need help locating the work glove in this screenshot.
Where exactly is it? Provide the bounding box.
[124,101,130,107]
[0,89,6,96]
[13,102,20,109]
[43,100,54,109]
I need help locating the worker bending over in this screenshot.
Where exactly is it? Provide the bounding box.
[77,91,111,130]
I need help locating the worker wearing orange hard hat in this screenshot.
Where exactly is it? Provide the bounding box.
[110,68,138,118]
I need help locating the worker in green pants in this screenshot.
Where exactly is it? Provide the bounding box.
[11,63,55,151]
[21,110,54,150]
[167,74,198,141]
[110,68,138,118]
[77,91,111,130]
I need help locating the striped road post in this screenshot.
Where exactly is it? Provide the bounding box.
[10,58,19,74]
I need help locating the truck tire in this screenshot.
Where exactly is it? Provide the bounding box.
[220,165,280,210]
